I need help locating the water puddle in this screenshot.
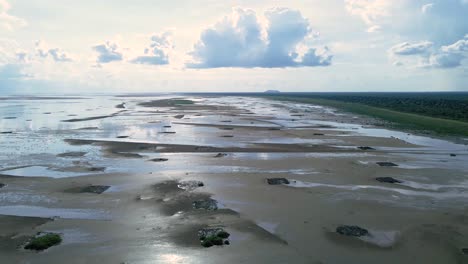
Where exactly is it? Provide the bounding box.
[0,165,94,178]
[0,205,111,219]
[288,180,468,199]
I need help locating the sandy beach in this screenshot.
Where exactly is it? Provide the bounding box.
[1,95,468,263]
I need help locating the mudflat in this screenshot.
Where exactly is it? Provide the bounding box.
[0,95,467,263]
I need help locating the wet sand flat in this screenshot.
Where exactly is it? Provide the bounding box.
[0,95,468,263]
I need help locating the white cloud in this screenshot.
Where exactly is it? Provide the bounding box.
[428,35,468,68]
[93,41,124,63]
[35,40,73,62]
[427,52,464,68]
[441,34,468,53]
[0,0,26,31]
[130,31,173,65]
[390,35,468,68]
[344,0,399,32]
[389,41,433,55]
[421,3,434,13]
[187,7,332,68]
[301,47,332,66]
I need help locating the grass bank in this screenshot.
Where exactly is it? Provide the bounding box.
[262,95,468,137]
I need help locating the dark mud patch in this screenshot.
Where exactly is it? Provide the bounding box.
[150,181,216,216]
[65,185,110,194]
[62,114,114,122]
[115,103,126,109]
[139,181,220,216]
[177,181,204,191]
[57,151,87,158]
[148,158,169,162]
[107,151,144,159]
[147,180,288,247]
[75,126,100,130]
[267,178,290,185]
[193,199,218,210]
[139,99,194,107]
[376,177,402,184]
[57,165,106,173]
[376,162,399,167]
[358,146,375,150]
[336,225,369,237]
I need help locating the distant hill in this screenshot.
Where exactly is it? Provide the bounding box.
[264,90,281,93]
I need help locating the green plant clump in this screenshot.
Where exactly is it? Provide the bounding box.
[24,233,62,251]
[198,228,230,248]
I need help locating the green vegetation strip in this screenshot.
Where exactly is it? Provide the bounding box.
[24,233,62,251]
[168,99,195,105]
[263,96,468,137]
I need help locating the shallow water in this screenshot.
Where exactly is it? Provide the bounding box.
[0,165,91,178]
[1,95,468,263]
[289,179,468,199]
[0,205,110,219]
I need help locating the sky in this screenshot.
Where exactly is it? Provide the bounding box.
[0,0,467,94]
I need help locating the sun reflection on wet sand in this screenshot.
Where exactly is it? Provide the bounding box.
[159,253,189,264]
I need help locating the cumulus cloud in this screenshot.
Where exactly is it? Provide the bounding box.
[428,35,468,68]
[130,31,173,65]
[187,7,332,68]
[441,34,468,53]
[0,0,26,31]
[301,47,332,66]
[389,41,433,55]
[390,35,468,68]
[93,41,123,63]
[35,41,73,62]
[427,52,464,68]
